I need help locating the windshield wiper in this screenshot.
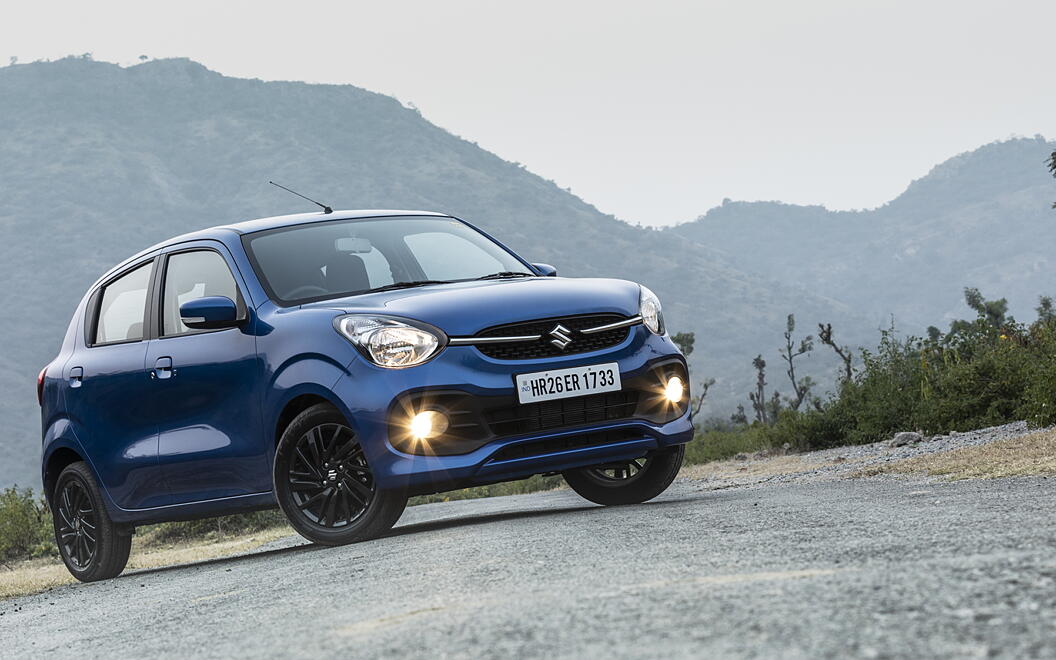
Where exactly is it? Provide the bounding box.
[474,271,535,280]
[362,280,453,294]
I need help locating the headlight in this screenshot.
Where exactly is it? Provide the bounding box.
[334,315,446,368]
[639,285,664,335]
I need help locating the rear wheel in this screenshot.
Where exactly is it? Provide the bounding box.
[274,403,406,545]
[52,462,132,582]
[562,444,685,505]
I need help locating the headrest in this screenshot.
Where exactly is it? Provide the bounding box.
[325,253,370,293]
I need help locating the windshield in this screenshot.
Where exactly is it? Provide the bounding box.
[242,216,534,304]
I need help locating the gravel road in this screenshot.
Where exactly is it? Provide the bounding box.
[3,429,1055,658]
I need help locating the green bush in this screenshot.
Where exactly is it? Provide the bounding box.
[140,510,288,545]
[691,302,1056,457]
[0,487,56,561]
[683,425,774,463]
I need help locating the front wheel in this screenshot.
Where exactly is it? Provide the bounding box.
[52,462,132,582]
[562,444,685,506]
[274,403,407,545]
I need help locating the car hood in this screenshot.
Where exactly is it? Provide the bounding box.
[305,277,641,335]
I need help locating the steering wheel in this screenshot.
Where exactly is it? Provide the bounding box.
[284,284,329,300]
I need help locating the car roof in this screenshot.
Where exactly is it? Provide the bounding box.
[100,209,451,286]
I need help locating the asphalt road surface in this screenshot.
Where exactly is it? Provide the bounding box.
[3,474,1055,658]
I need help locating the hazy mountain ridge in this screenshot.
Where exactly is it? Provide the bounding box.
[670,136,1056,328]
[0,57,863,487]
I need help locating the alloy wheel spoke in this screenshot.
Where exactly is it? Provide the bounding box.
[295,448,322,479]
[318,490,336,527]
[343,476,372,499]
[58,504,74,528]
[61,488,73,519]
[297,490,327,511]
[305,427,324,467]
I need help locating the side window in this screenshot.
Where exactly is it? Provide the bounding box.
[162,250,240,337]
[404,232,506,281]
[95,262,153,344]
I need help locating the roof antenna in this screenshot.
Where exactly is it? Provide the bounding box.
[269,181,333,214]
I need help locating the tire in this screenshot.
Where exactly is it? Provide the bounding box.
[52,462,132,582]
[274,403,406,545]
[562,444,685,506]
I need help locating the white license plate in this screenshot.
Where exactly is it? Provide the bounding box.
[515,362,622,404]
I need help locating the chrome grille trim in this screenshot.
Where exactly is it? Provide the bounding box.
[448,334,542,346]
[579,315,643,335]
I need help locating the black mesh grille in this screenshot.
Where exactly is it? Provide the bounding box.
[488,429,645,463]
[473,314,631,360]
[484,390,640,437]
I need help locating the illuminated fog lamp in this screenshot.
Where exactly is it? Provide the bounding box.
[409,410,449,441]
[663,376,685,404]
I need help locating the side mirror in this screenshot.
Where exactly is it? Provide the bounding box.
[531,263,558,277]
[180,296,240,330]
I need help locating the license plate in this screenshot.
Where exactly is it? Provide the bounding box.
[515,362,622,404]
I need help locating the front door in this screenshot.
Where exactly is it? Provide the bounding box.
[145,245,270,504]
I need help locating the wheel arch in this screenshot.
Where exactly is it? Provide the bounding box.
[43,445,88,503]
[272,388,349,448]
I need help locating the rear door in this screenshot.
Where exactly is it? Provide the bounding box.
[145,244,270,504]
[63,258,168,509]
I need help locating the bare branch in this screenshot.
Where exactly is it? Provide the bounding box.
[818,322,853,382]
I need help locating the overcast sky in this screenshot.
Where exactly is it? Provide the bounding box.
[3,0,1054,226]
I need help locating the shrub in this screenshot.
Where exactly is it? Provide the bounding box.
[683,425,774,463]
[0,487,56,561]
[690,302,1056,459]
[141,510,287,545]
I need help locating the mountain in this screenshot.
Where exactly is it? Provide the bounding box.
[0,57,861,488]
[668,137,1056,329]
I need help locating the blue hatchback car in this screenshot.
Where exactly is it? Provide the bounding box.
[39,210,692,581]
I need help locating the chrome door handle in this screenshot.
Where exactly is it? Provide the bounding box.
[69,366,83,388]
[153,357,174,380]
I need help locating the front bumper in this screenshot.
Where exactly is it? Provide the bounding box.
[331,326,693,495]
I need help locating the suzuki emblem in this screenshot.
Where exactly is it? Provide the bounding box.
[549,324,573,350]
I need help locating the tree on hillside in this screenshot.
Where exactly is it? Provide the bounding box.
[1049,151,1055,208]
[780,314,815,411]
[671,332,695,356]
[748,355,774,425]
[1037,296,1055,323]
[818,322,854,381]
[950,287,1009,333]
[670,331,715,416]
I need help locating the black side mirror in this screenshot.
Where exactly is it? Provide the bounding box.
[531,263,558,277]
[180,296,240,330]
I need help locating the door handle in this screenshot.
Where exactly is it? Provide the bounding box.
[152,357,175,380]
[69,366,83,388]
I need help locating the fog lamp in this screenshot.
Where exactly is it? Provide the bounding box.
[664,376,685,403]
[409,410,449,440]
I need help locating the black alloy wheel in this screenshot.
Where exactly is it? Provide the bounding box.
[288,422,375,528]
[52,462,132,582]
[56,478,97,570]
[562,444,685,506]
[274,403,407,545]
[583,456,654,484]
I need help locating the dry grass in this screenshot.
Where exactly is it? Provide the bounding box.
[862,429,1056,480]
[0,525,293,601]
[679,454,847,482]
